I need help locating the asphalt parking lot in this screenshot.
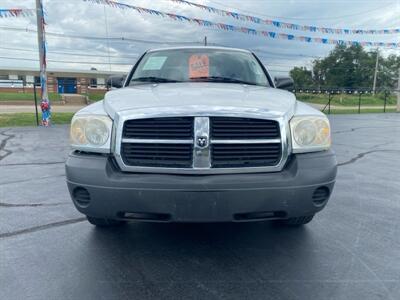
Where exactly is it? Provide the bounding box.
[1,114,400,300]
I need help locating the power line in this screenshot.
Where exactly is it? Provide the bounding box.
[0,46,139,59]
[174,0,400,36]
[0,54,291,73]
[0,48,383,71]
[2,26,396,59]
[0,44,320,61]
[0,25,206,45]
[208,0,396,21]
[103,2,112,71]
[257,55,313,61]
[0,26,330,61]
[0,55,382,73]
[0,54,306,69]
[252,48,321,59]
[259,62,310,68]
[0,56,133,65]
[87,1,399,49]
[0,55,307,68]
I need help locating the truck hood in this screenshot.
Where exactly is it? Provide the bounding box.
[103,82,296,119]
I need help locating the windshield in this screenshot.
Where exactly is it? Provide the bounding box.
[129,48,270,87]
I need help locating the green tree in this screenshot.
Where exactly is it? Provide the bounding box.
[313,45,374,88]
[289,45,399,90]
[380,54,400,90]
[289,67,313,88]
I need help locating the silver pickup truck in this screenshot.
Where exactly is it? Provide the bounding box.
[66,46,337,227]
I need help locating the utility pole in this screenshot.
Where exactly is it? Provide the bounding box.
[372,49,379,95]
[35,0,50,126]
[397,67,400,113]
[103,4,112,72]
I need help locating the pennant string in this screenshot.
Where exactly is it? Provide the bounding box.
[170,0,400,35]
[0,8,35,18]
[83,0,399,48]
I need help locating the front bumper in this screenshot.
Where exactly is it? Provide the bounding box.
[66,150,337,222]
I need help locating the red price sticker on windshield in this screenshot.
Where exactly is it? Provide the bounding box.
[189,55,209,78]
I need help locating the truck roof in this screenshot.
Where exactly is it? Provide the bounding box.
[147,46,252,54]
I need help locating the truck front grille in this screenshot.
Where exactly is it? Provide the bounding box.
[119,116,284,172]
[121,142,193,168]
[210,117,280,139]
[123,117,193,139]
[211,143,282,168]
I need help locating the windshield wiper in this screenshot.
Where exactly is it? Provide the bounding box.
[191,76,258,86]
[131,77,180,83]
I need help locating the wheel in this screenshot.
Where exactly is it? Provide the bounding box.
[86,216,126,227]
[277,215,314,226]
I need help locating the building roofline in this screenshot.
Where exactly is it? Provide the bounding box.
[0,66,124,76]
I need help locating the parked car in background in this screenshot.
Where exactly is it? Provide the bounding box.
[106,74,126,89]
[66,46,337,227]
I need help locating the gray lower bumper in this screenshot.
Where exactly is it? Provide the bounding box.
[66,150,337,222]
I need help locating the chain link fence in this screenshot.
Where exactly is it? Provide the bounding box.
[293,87,398,114]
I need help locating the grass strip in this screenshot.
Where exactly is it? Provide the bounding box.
[0,113,74,127]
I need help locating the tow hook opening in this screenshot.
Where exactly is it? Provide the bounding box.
[234,211,287,221]
[119,212,171,222]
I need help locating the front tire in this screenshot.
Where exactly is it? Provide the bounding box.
[86,216,126,227]
[277,215,314,226]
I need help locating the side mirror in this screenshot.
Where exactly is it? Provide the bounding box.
[274,76,294,91]
[107,75,126,89]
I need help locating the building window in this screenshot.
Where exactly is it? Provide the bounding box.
[26,76,35,85]
[90,78,97,88]
[34,76,41,86]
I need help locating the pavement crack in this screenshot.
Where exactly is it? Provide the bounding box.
[0,130,15,162]
[338,149,400,167]
[0,174,66,186]
[0,161,65,167]
[0,218,86,239]
[333,125,400,135]
[330,238,396,300]
[0,202,68,208]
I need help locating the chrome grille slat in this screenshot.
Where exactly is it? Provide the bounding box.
[121,117,194,168]
[210,117,280,140]
[121,143,193,168]
[212,139,281,144]
[123,117,194,139]
[116,114,287,174]
[209,117,281,168]
[122,138,193,144]
[211,142,281,168]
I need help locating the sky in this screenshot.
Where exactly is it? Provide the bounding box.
[0,0,399,77]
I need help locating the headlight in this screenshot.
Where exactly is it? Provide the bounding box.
[85,118,109,145]
[290,116,331,153]
[70,115,112,153]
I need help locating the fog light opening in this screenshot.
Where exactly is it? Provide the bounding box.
[312,186,330,206]
[73,187,91,207]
